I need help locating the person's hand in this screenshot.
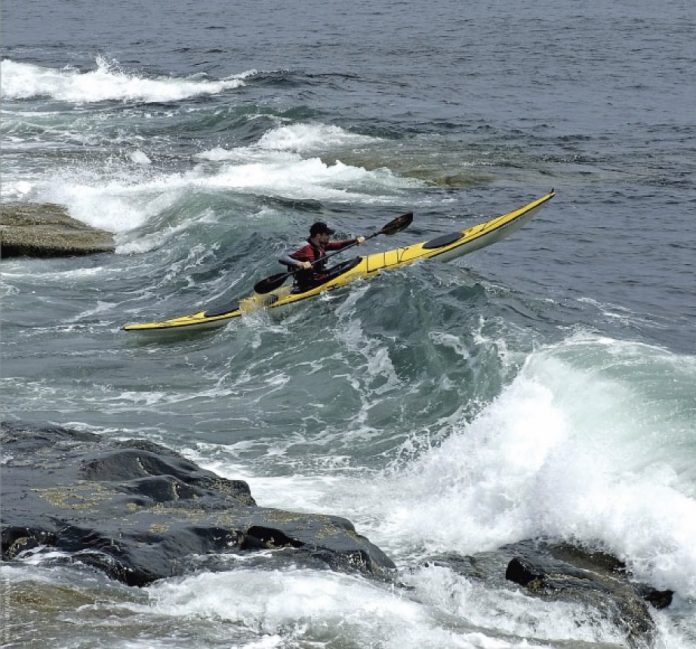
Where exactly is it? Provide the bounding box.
[298,261,312,270]
[356,235,366,245]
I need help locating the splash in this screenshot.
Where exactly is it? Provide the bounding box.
[30,148,416,234]
[218,333,696,601]
[1,57,254,103]
[138,567,543,649]
[375,334,696,597]
[256,122,378,153]
[197,122,380,160]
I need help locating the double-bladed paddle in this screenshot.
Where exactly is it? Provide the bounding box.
[253,211,414,294]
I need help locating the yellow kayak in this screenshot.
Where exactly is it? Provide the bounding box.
[123,190,555,333]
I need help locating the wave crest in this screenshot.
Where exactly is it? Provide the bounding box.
[0,57,254,104]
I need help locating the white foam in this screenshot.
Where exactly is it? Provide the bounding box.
[257,123,378,153]
[195,149,417,200]
[2,179,33,198]
[370,334,696,597]
[37,172,180,233]
[129,150,151,165]
[115,218,192,255]
[15,546,74,565]
[192,122,416,205]
[366,374,567,555]
[1,57,253,104]
[195,146,242,162]
[197,123,379,162]
[408,563,624,646]
[27,163,223,233]
[239,637,283,649]
[205,154,404,199]
[17,146,414,235]
[138,568,543,648]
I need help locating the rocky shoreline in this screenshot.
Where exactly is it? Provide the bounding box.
[1,421,672,646]
[0,203,115,258]
[0,421,394,586]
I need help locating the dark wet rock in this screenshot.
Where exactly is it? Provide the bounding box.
[0,203,115,258]
[0,421,395,586]
[634,583,674,610]
[503,542,673,612]
[423,540,672,647]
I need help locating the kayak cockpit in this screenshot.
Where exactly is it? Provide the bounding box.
[290,257,362,294]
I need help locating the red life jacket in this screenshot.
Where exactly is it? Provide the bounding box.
[288,238,355,289]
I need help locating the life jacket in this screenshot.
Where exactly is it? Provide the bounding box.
[307,239,328,272]
[292,239,327,290]
[283,237,355,291]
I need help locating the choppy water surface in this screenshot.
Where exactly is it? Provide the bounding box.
[2,0,695,647]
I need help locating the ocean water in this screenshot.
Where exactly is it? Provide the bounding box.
[1,0,695,647]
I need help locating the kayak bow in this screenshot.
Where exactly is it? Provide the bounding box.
[123,190,554,333]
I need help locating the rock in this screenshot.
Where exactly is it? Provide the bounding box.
[503,542,673,612]
[0,421,395,586]
[423,540,672,648]
[0,203,115,258]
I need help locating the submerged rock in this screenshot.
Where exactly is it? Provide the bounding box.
[0,203,115,258]
[0,421,395,586]
[423,540,672,647]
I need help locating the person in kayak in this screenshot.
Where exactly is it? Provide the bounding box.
[279,221,365,292]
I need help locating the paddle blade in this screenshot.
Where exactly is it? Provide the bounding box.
[254,272,290,295]
[379,211,413,235]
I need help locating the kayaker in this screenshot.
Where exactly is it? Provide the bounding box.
[279,222,365,291]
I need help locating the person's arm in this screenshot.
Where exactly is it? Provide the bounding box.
[279,245,312,269]
[327,236,365,251]
[278,253,302,267]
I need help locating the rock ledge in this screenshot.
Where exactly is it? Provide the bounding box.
[0,203,115,258]
[0,421,394,586]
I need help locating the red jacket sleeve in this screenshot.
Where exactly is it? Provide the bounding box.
[326,239,356,251]
[287,239,356,265]
[289,243,315,263]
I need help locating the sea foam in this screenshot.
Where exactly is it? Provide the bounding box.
[376,334,696,597]
[29,149,415,236]
[0,57,253,104]
[139,567,540,649]
[257,123,378,153]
